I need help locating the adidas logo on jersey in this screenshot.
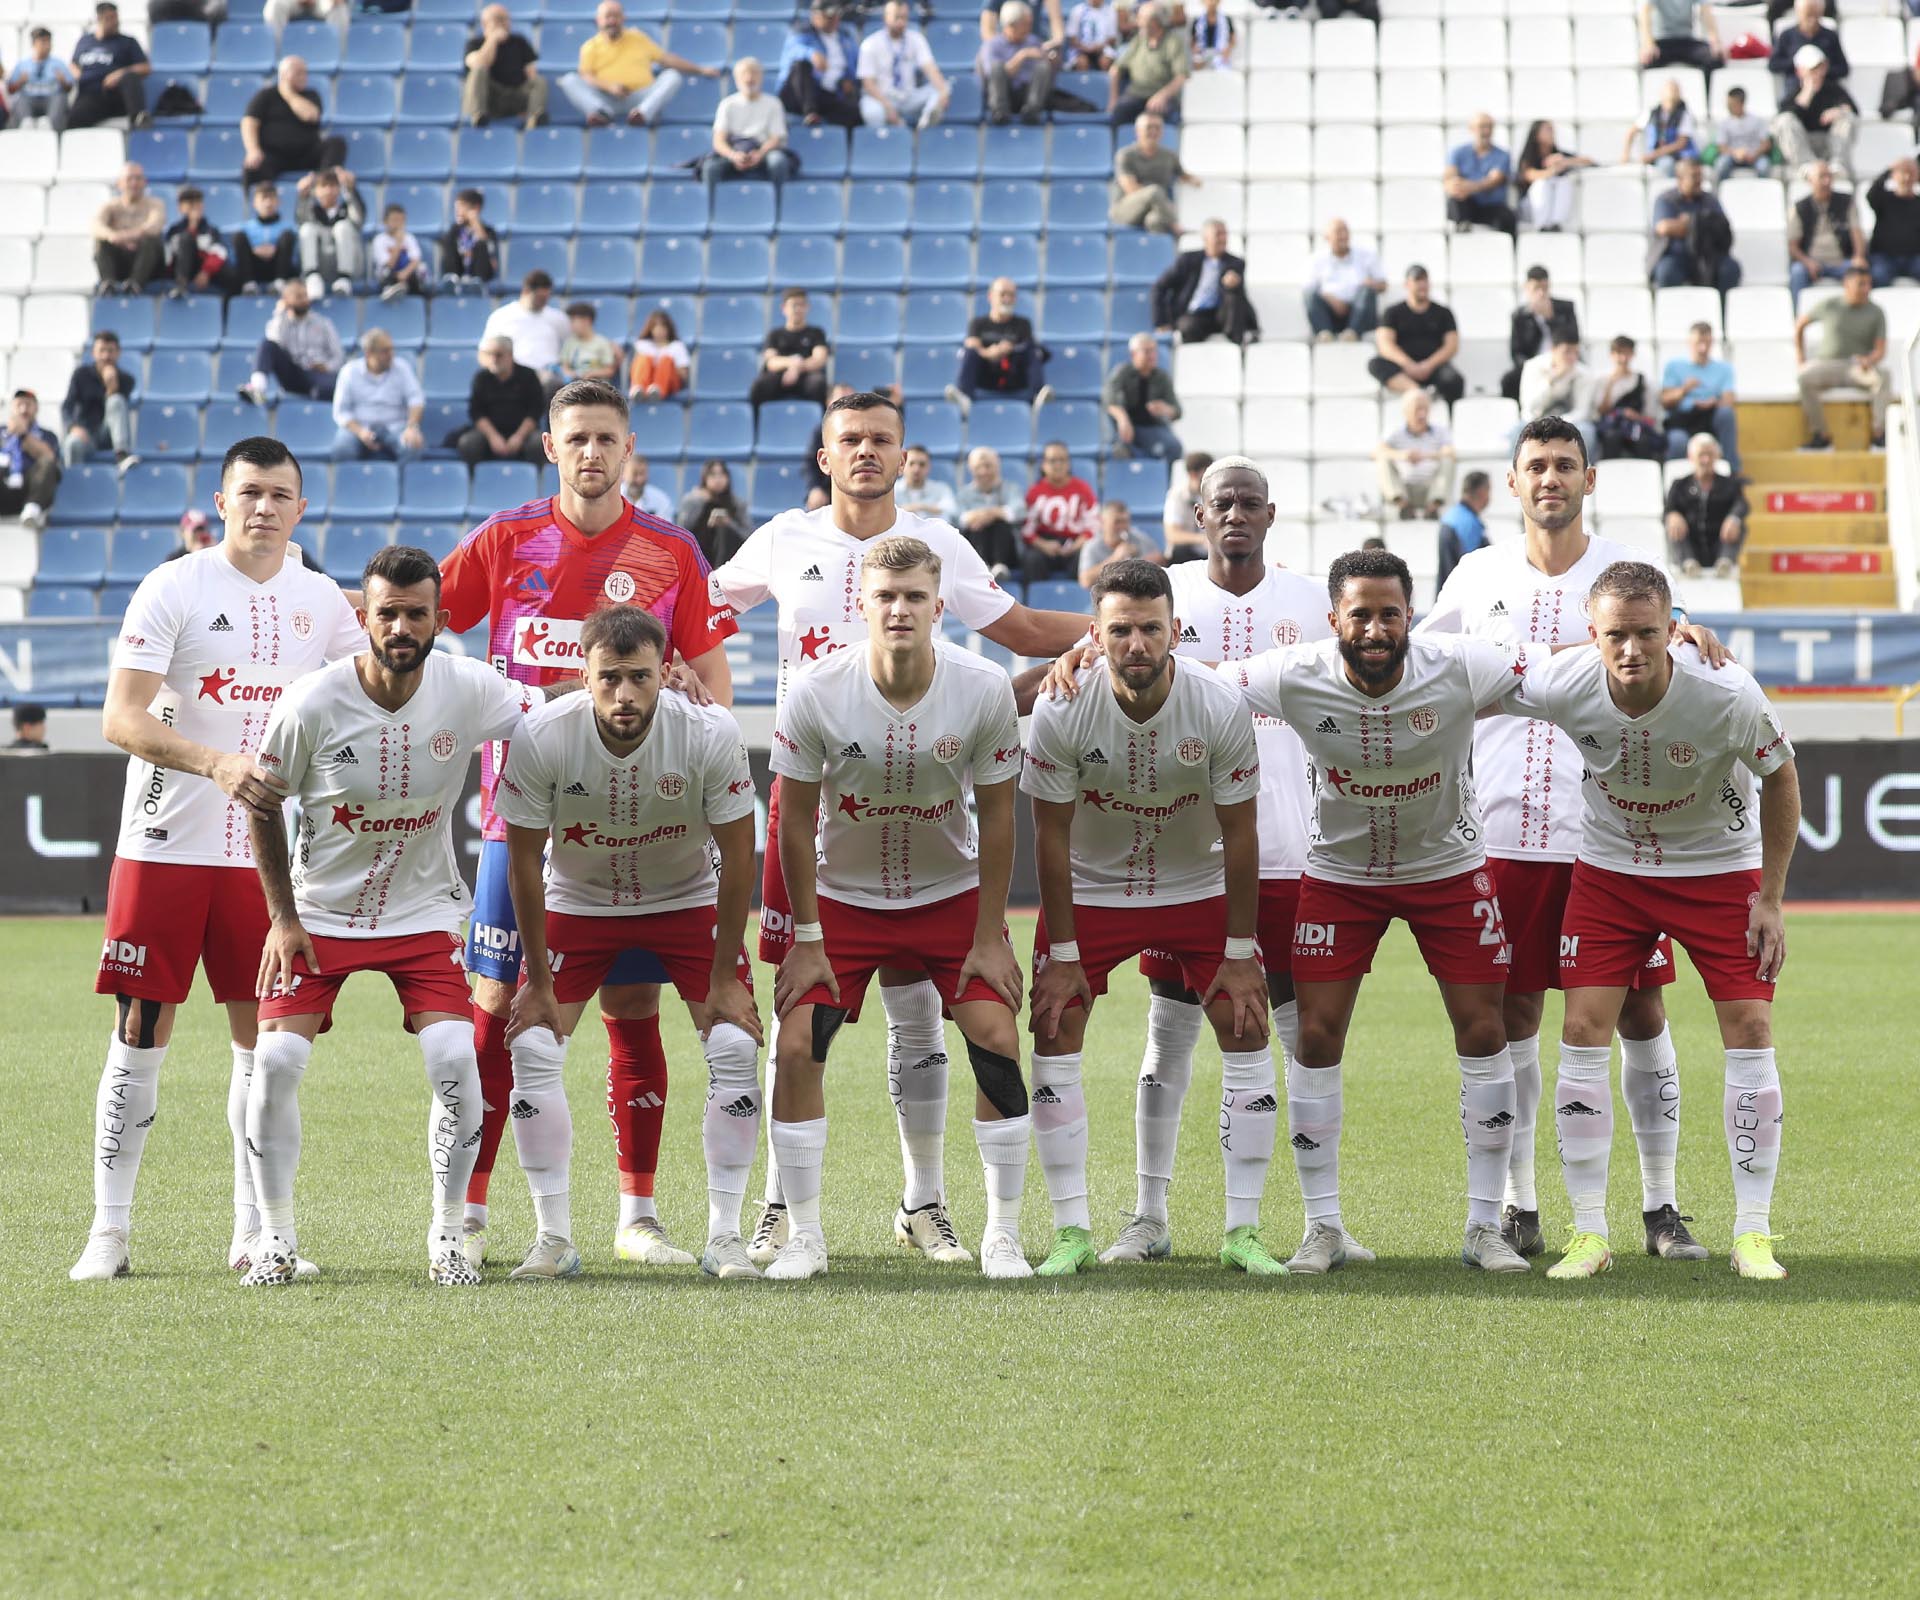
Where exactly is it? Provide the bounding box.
[1180,624,1200,643]
[626,1092,664,1110]
[721,1095,757,1118]
[1315,716,1340,734]
[325,745,358,766]
[1478,1110,1515,1130]
[1290,1132,1320,1150]
[1033,1085,1062,1106]
[208,613,234,632]
[1558,1100,1602,1118]
[1487,600,1508,617]
[510,1099,539,1119]
[1082,746,1108,764]
[563,781,590,796]
[1242,1093,1279,1114]
[841,741,866,759]
[799,564,825,580]
[1579,734,1603,750]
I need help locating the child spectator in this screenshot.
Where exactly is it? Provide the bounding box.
[1593,334,1666,461]
[1065,0,1118,70]
[296,167,365,299]
[440,188,499,288]
[559,301,620,384]
[370,203,428,301]
[1188,0,1233,71]
[1708,85,1772,183]
[6,27,76,129]
[628,308,690,401]
[163,185,227,297]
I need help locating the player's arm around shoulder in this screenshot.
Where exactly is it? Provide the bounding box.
[248,703,318,1005]
[1215,643,1287,721]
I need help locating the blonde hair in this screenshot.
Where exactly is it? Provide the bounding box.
[860,534,942,583]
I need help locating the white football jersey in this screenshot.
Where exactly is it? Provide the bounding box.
[1168,560,1331,878]
[1416,533,1647,862]
[1223,635,1531,886]
[491,691,755,917]
[712,507,1017,705]
[257,650,538,937]
[110,545,361,867]
[770,640,1022,909]
[1022,661,1260,908]
[1513,646,1793,875]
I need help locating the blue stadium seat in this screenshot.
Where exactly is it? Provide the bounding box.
[211,20,273,71]
[106,524,179,582]
[698,294,767,349]
[344,21,407,73]
[696,347,760,395]
[976,234,1040,289]
[1050,124,1114,179]
[982,125,1044,173]
[362,297,428,353]
[630,404,687,460]
[343,129,390,182]
[1047,181,1109,236]
[1047,401,1102,456]
[788,125,848,179]
[705,237,772,292]
[471,181,514,229]
[398,461,468,521]
[651,125,709,170]
[1024,579,1086,614]
[849,126,912,180]
[661,78,722,126]
[907,401,962,460]
[980,180,1044,234]
[1046,235,1110,289]
[756,401,818,455]
[334,74,400,128]
[405,524,463,563]
[281,18,341,73]
[687,402,753,457]
[467,462,539,520]
[667,0,728,20]
[1108,459,1168,519]
[502,237,569,284]
[776,181,842,236]
[408,23,469,71]
[150,22,212,75]
[836,293,901,346]
[1056,72,1109,112]
[834,345,898,394]
[130,404,197,461]
[422,400,468,455]
[423,349,477,402]
[36,529,111,586]
[749,462,809,521]
[1041,289,1108,344]
[431,295,494,349]
[968,401,1033,458]
[772,235,835,288]
[712,182,777,237]
[1043,343,1105,399]
[845,181,910,236]
[538,21,596,63]
[383,183,448,237]
[1112,233,1175,287]
[584,127,650,178]
[199,402,254,461]
[218,295,273,352]
[639,237,705,293]
[325,524,395,585]
[901,290,970,347]
[663,21,728,67]
[906,236,972,290]
[389,129,455,182]
[945,77,983,125]
[27,586,98,619]
[333,462,402,520]
[633,295,700,341]
[901,346,955,399]
[910,181,974,235]
[576,181,644,236]
[121,462,192,522]
[144,351,213,406]
[513,182,577,236]
[202,73,261,125]
[93,295,155,351]
[188,460,225,508]
[841,236,906,290]
[195,181,245,233]
[214,350,258,396]
[522,127,585,180]
[926,22,976,74]
[455,126,520,181]
[128,129,189,184]
[416,0,475,15]
[187,127,246,182]
[572,237,639,292]
[276,399,338,458]
[645,180,707,236]
[396,74,461,128]
[734,21,790,60]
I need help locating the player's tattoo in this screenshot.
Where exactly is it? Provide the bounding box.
[248,809,302,927]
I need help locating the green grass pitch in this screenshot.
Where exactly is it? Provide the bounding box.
[4,911,1916,1598]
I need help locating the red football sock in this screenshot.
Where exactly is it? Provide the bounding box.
[605,1015,667,1198]
[466,1004,513,1206]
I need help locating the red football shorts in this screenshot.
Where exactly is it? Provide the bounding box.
[256,930,472,1032]
[793,888,1009,1021]
[95,858,271,1005]
[1140,878,1296,983]
[1034,895,1231,1006]
[1490,856,1675,992]
[758,775,794,962]
[546,905,750,1007]
[1560,861,1773,1002]
[1291,867,1513,986]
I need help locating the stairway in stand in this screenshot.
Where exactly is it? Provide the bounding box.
[1736,399,1897,608]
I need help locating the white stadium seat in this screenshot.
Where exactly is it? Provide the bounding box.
[57,128,124,183]
[1313,17,1377,70]
[1725,286,1794,343]
[1576,169,1649,234]
[1244,342,1311,399]
[1736,342,1800,401]
[1381,177,1445,232]
[1245,232,1313,289]
[1180,397,1244,455]
[1380,125,1446,180]
[1712,63,1777,119]
[1517,232,1585,293]
[1311,396,1379,459]
[1260,457,1312,518]
[1311,340,1381,399]
[1572,15,1638,65]
[9,346,76,401]
[1452,397,1520,456]
[1248,70,1311,113]
[1312,123,1378,181]
[44,183,110,237]
[1376,19,1441,72]
[1720,179,1786,236]
[1248,17,1311,71]
[1246,282,1311,342]
[1443,18,1508,71]
[0,128,58,184]
[1574,68,1641,123]
[1186,73,1247,126]
[1449,230,1515,286]
[1655,285,1723,340]
[1243,397,1311,453]
[0,183,46,241]
[1448,286,1511,342]
[1591,459,1665,526]
[1247,123,1311,179]
[0,530,37,591]
[1180,178,1243,236]
[1311,179,1378,234]
[1175,342,1244,400]
[1587,286,1654,343]
[29,237,95,292]
[1312,69,1378,126]
[21,293,89,352]
[1182,125,1248,181]
[1510,69,1575,126]
[0,295,18,352]
[1444,70,1511,125]
[1377,69,1445,126]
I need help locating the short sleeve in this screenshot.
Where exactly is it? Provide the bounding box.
[1461,636,1533,711]
[474,658,539,743]
[111,570,182,675]
[1019,692,1082,804]
[942,532,1018,631]
[712,522,772,612]
[255,686,315,796]
[1208,694,1261,806]
[490,726,554,830]
[1736,684,1795,777]
[769,676,826,782]
[1217,650,1286,721]
[322,584,363,660]
[668,536,738,661]
[701,713,757,825]
[439,523,497,634]
[968,672,1022,788]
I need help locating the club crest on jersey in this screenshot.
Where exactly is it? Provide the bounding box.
[707,572,727,606]
[429,729,459,762]
[933,735,964,762]
[603,570,637,603]
[1666,741,1698,768]
[291,609,314,640]
[513,616,585,668]
[1272,621,1301,646]
[657,771,687,799]
[1176,738,1207,765]
[1405,707,1438,736]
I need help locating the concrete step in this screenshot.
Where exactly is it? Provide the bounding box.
[1746,511,1888,547]
[1735,399,1804,454]
[1738,544,1901,607]
[1740,448,1885,485]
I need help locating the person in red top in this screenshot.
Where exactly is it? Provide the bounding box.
[1022,438,1098,585]
[438,378,736,1269]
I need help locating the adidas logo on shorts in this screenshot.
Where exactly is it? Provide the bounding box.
[1242,1093,1278,1114]
[722,1095,757,1118]
[510,1099,539,1119]
[1557,1100,1602,1118]
[1290,1132,1320,1150]
[1315,716,1340,734]
[208,612,234,632]
[563,781,590,796]
[841,741,866,759]
[800,564,824,580]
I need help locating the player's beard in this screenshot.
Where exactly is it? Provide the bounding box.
[372,634,434,675]
[1338,632,1406,687]
[1112,651,1170,693]
[1524,488,1582,533]
[595,702,656,748]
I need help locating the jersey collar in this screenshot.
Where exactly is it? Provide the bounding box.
[553,495,631,551]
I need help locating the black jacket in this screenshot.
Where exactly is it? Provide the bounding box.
[62,363,138,436]
[1507,297,1580,369]
[1152,250,1257,331]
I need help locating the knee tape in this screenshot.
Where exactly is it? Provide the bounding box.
[809,1005,848,1064]
[966,1038,1028,1119]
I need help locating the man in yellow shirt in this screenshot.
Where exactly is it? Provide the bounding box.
[559,0,720,127]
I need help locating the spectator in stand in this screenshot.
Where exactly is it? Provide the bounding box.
[484,270,572,393]
[264,0,350,52]
[1659,320,1741,469]
[1515,120,1594,234]
[1188,0,1233,71]
[1787,159,1865,305]
[678,458,749,565]
[1770,0,1846,106]
[1795,262,1886,447]
[627,308,689,402]
[238,278,342,404]
[947,276,1050,413]
[296,166,364,300]
[1436,471,1490,591]
[1443,112,1516,237]
[2,390,62,531]
[1624,78,1698,179]
[622,455,675,519]
[92,162,164,294]
[240,57,345,186]
[1303,217,1386,342]
[463,5,548,130]
[1869,158,1920,286]
[457,335,547,466]
[895,444,958,520]
[1108,2,1187,126]
[1152,218,1258,346]
[1064,0,1117,71]
[229,181,297,294]
[748,287,830,410]
[1162,450,1208,562]
[6,703,50,753]
[68,4,148,130]
[1319,0,1381,20]
[330,329,425,463]
[1517,334,1599,458]
[8,29,75,131]
[1369,265,1464,406]
[1109,110,1196,233]
[778,2,864,129]
[1502,265,1579,403]
[799,383,854,509]
[559,302,620,386]
[1708,86,1772,184]
[953,445,1024,576]
[1079,500,1149,586]
[171,508,217,556]
[1374,388,1456,520]
[1594,334,1667,461]
[562,0,719,129]
[1102,331,1183,460]
[1023,440,1098,583]
[61,331,137,469]
[1664,433,1748,578]
[1649,157,1740,292]
[163,186,226,297]
[859,1,950,130]
[703,57,794,202]
[978,1,1057,128]
[441,189,500,289]
[978,0,1066,46]
[1639,0,1721,73]
[370,203,428,301]
[1110,0,1137,49]
[1773,46,1857,182]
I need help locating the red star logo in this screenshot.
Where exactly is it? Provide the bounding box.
[331,803,362,830]
[799,627,832,660]
[561,822,593,846]
[1511,654,1528,677]
[837,793,867,820]
[1230,764,1258,783]
[518,620,547,658]
[197,668,235,702]
[1081,789,1109,811]
[728,777,752,796]
[994,747,1021,765]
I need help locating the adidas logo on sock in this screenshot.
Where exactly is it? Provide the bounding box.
[1478,1110,1515,1130]
[510,1099,539,1119]
[1180,624,1200,643]
[840,741,866,759]
[626,1092,664,1110]
[722,1095,757,1118]
[1033,1085,1062,1105]
[563,781,590,796]
[1558,1100,1602,1117]
[905,1053,945,1072]
[1487,600,1508,617]
[1139,1074,1162,1090]
[208,612,234,632]
[461,1129,482,1147]
[1290,1132,1320,1150]
[799,564,824,580]
[245,1137,263,1156]
[1242,1093,1278,1114]
[136,1114,155,1128]
[1315,716,1340,733]
[1082,746,1108,763]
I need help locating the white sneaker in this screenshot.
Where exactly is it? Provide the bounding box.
[1098,1213,1172,1264]
[239,1233,299,1286]
[699,1232,763,1280]
[942,383,972,418]
[461,1215,488,1268]
[509,1233,582,1280]
[1285,1219,1351,1275]
[765,1230,829,1280]
[894,1199,972,1263]
[235,381,266,407]
[1461,1221,1531,1273]
[980,1228,1033,1279]
[230,1231,319,1279]
[331,276,354,297]
[429,1233,482,1286]
[20,502,46,533]
[69,1227,130,1281]
[747,1202,789,1266]
[304,271,326,301]
[614,1216,697,1266]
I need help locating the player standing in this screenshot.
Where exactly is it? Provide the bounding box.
[440,379,736,1270]
[70,436,361,1282]
[712,391,1090,1265]
[491,605,765,1280]
[763,537,1032,1280]
[1022,559,1284,1278]
[1417,415,1730,1261]
[1508,562,1799,1280]
[244,546,541,1285]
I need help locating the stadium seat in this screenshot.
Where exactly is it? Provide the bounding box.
[1107,459,1169,519]
[127,128,189,184]
[915,126,981,180]
[777,181,844,236]
[575,181,645,237]
[834,345,898,394]
[281,18,343,74]
[982,125,1045,175]
[757,401,819,456]
[362,297,428,353]
[130,404,198,462]
[773,235,836,288]
[910,181,975,236]
[396,75,461,128]
[749,462,811,521]
[1046,236,1109,290]
[967,402,1033,459]
[706,237,772,292]
[976,235,1040,289]
[1050,125,1113,180]
[35,528,111,587]
[512,182,576,236]
[846,181,911,236]
[26,585,98,619]
[150,22,212,76]
[389,129,456,182]
[276,400,338,459]
[630,403,687,461]
[850,126,913,180]
[585,127,651,178]
[523,127,586,181]
[144,351,213,406]
[901,290,970,347]
[901,346,954,400]
[788,125,849,179]
[106,524,179,582]
[842,237,907,291]
[572,237,640,292]
[909,401,963,460]
[837,294,903,346]
[693,294,765,351]
[639,237,704,292]
[661,78,723,127]
[1040,290,1108,345]
[333,462,403,521]
[906,236,973,290]
[712,183,778,237]
[200,402,256,461]
[408,23,469,72]
[398,462,469,521]
[1111,233,1174,288]
[345,22,408,73]
[422,349,477,404]
[455,126,520,182]
[335,75,401,128]
[1046,401,1102,457]
[502,237,570,286]
[1024,580,1085,615]
[92,294,155,352]
[688,402,754,458]
[427,297,491,350]
[697,346,761,395]
[1043,344,1106,399]
[326,524,395,585]
[343,130,391,183]
[645,180,707,236]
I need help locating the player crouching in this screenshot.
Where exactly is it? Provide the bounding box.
[246,547,541,1286]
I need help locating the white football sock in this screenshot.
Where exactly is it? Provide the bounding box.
[618,1194,658,1229]
[1219,1047,1279,1231]
[509,1025,573,1241]
[1504,1032,1542,1211]
[760,1010,785,1207]
[1134,992,1202,1220]
[90,1037,164,1234]
[1030,1052,1090,1230]
[701,1022,761,1241]
[1725,1047,1783,1238]
[1459,1049,1517,1229]
[974,1114,1030,1233]
[1271,998,1300,1072]
[770,1116,827,1238]
[418,1019,482,1238]
[228,1043,259,1235]
[883,979,948,1209]
[1286,1060,1343,1228]
[1620,1024,1680,1212]
[466,1202,488,1228]
[1554,1042,1614,1236]
[247,1032,311,1245]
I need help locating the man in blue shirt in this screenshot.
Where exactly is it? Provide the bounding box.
[778,2,863,128]
[1435,470,1490,591]
[69,3,149,129]
[1658,320,1741,468]
[330,329,427,462]
[1444,112,1515,238]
